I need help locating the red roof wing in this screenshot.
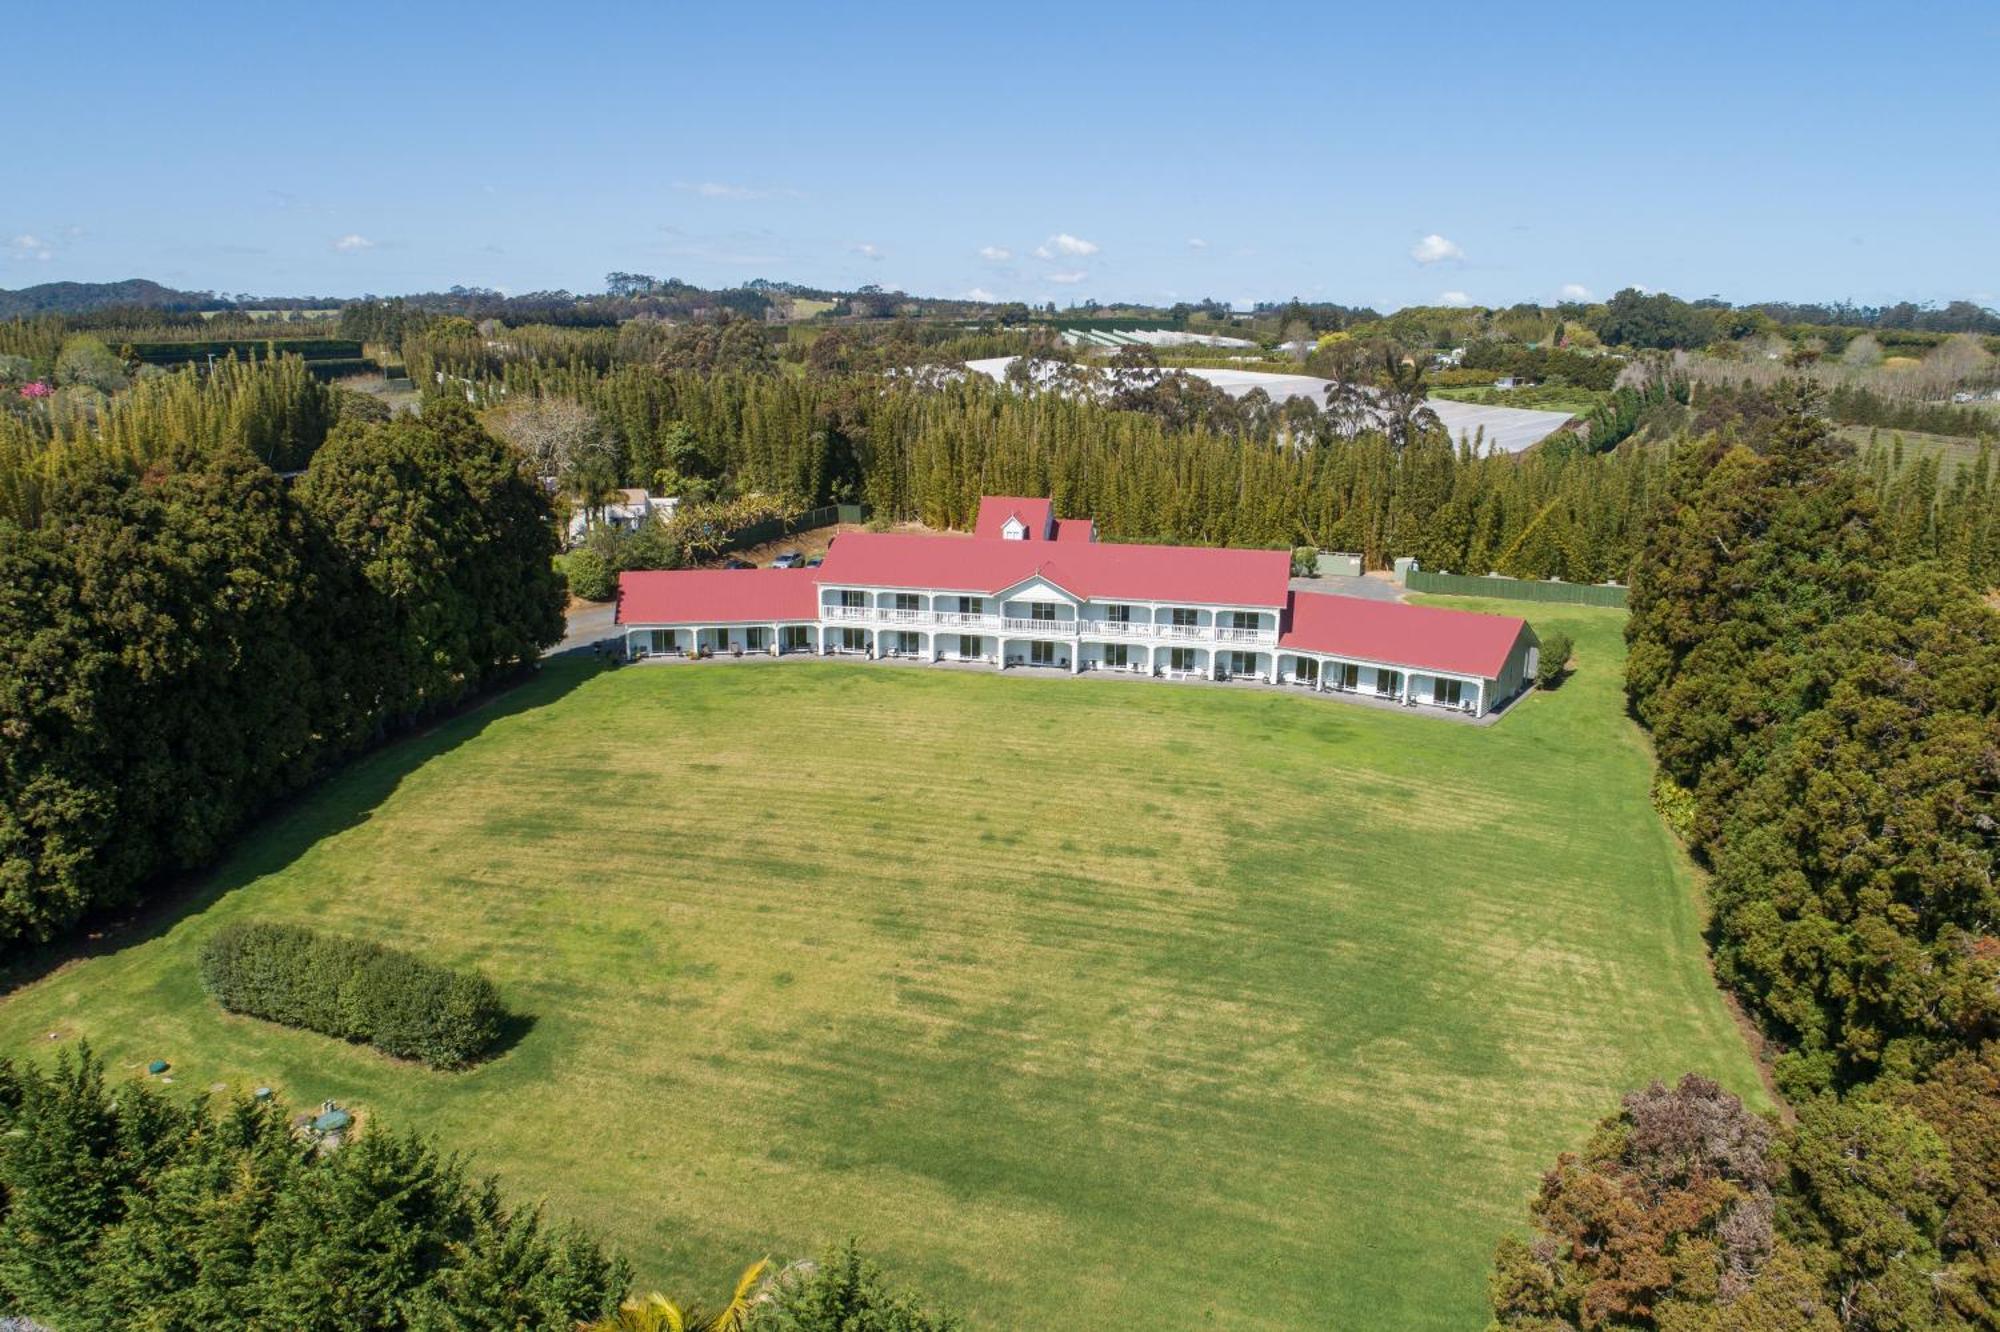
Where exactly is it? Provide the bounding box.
[1279,591,1531,679]
[817,531,1291,607]
[615,568,821,625]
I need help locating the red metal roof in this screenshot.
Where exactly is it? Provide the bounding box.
[817,531,1291,608]
[974,496,1054,540]
[616,568,821,625]
[1280,591,1531,679]
[1052,518,1094,543]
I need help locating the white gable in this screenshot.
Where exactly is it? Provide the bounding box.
[1001,516,1027,540]
[993,572,1079,604]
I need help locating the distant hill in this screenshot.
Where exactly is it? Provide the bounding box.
[0,279,227,318]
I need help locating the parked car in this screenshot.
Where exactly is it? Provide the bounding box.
[722,558,753,569]
[804,556,823,568]
[772,550,805,569]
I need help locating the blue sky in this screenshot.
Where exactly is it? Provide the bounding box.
[8,0,1997,311]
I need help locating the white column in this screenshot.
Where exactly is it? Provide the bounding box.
[1475,679,1486,717]
[1317,658,1328,692]
[1267,653,1279,685]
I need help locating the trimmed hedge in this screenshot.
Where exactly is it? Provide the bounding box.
[199,922,508,1068]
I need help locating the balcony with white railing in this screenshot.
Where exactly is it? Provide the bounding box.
[932,610,997,629]
[1158,622,1208,641]
[1215,626,1278,644]
[823,604,874,622]
[1084,618,1148,636]
[878,607,929,624]
[1000,616,1077,636]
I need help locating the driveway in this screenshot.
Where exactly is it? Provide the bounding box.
[550,601,618,656]
[1290,572,1404,603]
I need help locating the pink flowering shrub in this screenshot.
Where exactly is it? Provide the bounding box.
[18,381,51,399]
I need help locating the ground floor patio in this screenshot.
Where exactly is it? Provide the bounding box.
[621,622,1514,722]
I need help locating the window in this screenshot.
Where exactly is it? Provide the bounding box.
[1378,670,1402,697]
[839,589,866,608]
[782,626,811,651]
[895,593,920,613]
[1104,644,1129,668]
[1170,647,1197,672]
[649,629,673,654]
[1337,662,1360,690]
[1030,640,1055,666]
[745,628,767,651]
[1231,611,1259,631]
[959,635,980,659]
[1435,678,1463,707]
[958,596,984,615]
[710,630,730,650]
[1105,603,1131,624]
[842,628,867,652]
[893,631,920,655]
[1171,607,1199,627]
[1030,601,1057,623]
[1295,659,1318,684]
[1229,651,1256,676]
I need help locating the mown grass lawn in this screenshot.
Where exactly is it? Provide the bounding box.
[0,601,1763,1330]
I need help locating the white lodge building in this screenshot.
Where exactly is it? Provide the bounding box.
[615,497,1540,719]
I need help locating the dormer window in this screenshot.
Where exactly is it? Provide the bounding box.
[1002,517,1026,541]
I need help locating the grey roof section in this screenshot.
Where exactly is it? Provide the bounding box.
[965,359,1575,455]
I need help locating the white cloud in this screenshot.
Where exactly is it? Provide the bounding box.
[1559,283,1594,301]
[1047,270,1088,284]
[978,245,1012,262]
[8,234,53,262]
[1034,232,1098,259]
[674,180,799,201]
[964,287,998,302]
[1410,233,1464,264]
[1439,290,1472,307]
[331,233,374,252]
[852,242,883,260]
[1186,237,1208,249]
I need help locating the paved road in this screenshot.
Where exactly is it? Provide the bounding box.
[550,602,618,656]
[1290,573,1404,603]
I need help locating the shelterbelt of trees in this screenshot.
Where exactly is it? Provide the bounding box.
[0,391,564,949]
[414,315,1999,591]
[1490,390,2000,1332]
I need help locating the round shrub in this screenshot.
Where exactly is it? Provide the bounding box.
[1536,630,1573,688]
[563,547,616,602]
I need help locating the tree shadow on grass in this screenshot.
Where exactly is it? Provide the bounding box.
[0,655,609,997]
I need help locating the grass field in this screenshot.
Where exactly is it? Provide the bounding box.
[0,602,1763,1329]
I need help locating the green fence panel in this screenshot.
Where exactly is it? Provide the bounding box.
[1406,569,1628,608]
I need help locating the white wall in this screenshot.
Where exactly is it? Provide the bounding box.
[937,634,992,663]
[1078,641,1148,672]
